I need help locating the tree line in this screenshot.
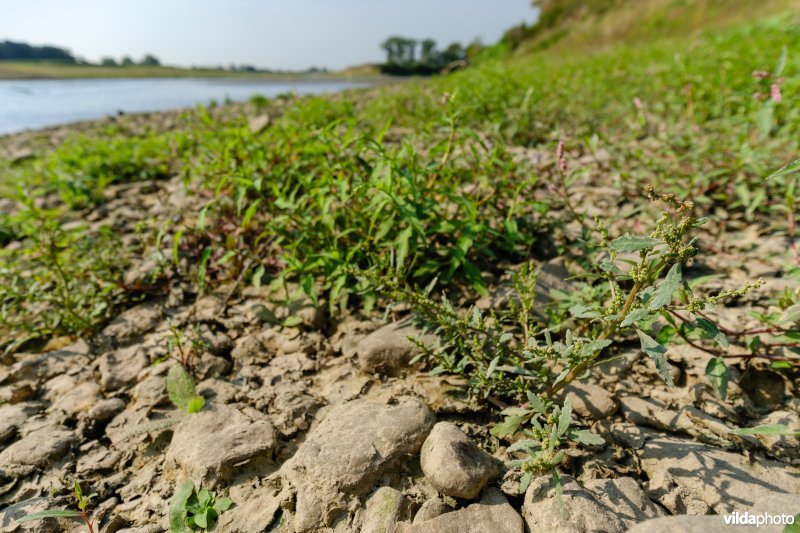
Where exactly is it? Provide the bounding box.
[0,40,162,67]
[380,37,481,76]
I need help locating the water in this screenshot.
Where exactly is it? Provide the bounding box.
[0,78,368,135]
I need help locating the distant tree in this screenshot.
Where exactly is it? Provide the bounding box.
[140,54,160,66]
[420,39,438,65]
[441,43,466,64]
[0,40,76,63]
[100,57,118,67]
[121,56,135,66]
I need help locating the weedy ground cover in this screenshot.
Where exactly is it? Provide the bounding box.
[1,9,800,522]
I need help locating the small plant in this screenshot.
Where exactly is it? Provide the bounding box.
[167,365,205,414]
[18,480,97,532]
[169,480,232,532]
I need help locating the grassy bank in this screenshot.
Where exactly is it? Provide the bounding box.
[0,61,378,80]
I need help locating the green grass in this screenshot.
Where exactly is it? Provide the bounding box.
[1,11,799,351]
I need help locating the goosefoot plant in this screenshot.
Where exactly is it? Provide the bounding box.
[18,480,97,532]
[380,187,762,498]
[169,480,232,532]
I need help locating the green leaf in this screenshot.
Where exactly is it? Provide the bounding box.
[730,424,800,437]
[167,366,197,412]
[695,317,729,348]
[649,264,682,311]
[637,329,674,386]
[557,398,572,437]
[394,226,414,272]
[491,415,524,437]
[656,324,677,344]
[73,479,83,502]
[519,472,533,494]
[570,429,605,446]
[213,497,233,513]
[169,480,195,533]
[620,308,650,328]
[552,469,565,518]
[17,510,82,522]
[187,396,205,414]
[610,234,660,253]
[705,357,729,401]
[779,304,800,326]
[507,439,541,453]
[193,509,209,529]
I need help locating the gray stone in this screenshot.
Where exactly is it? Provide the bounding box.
[102,302,162,340]
[356,321,435,376]
[98,346,148,392]
[583,477,666,528]
[751,410,800,461]
[1,497,61,532]
[560,382,617,420]
[230,334,267,365]
[0,426,75,467]
[281,397,435,532]
[413,497,453,524]
[522,475,626,533]
[420,422,499,499]
[361,486,406,533]
[249,114,271,133]
[48,381,99,416]
[640,436,800,515]
[398,488,523,533]
[0,403,37,443]
[165,404,277,486]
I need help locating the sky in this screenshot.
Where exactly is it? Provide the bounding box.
[0,0,537,70]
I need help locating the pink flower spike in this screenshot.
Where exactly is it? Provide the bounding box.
[771,83,782,103]
[633,97,643,110]
[752,70,770,79]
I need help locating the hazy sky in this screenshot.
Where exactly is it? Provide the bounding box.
[0,1,537,70]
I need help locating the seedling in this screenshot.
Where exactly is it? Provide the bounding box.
[166,365,205,414]
[169,480,232,532]
[18,480,97,532]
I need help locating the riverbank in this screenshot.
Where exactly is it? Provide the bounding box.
[0,9,798,532]
[0,60,385,80]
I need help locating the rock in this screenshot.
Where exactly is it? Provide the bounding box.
[522,475,626,533]
[583,477,666,527]
[0,426,75,467]
[640,436,800,514]
[420,422,499,499]
[48,381,99,416]
[281,397,435,531]
[361,487,406,533]
[560,382,617,420]
[0,403,38,443]
[627,515,741,533]
[740,368,786,410]
[628,492,800,533]
[88,398,126,422]
[413,497,453,524]
[249,114,271,133]
[356,321,435,376]
[0,497,61,532]
[398,488,523,532]
[102,302,162,340]
[165,404,277,486]
[619,396,734,447]
[230,334,267,365]
[98,346,148,392]
[750,410,800,461]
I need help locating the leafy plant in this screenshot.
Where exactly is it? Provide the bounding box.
[166,365,205,414]
[18,480,97,533]
[169,480,232,532]
[380,186,766,500]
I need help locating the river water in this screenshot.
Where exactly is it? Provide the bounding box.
[0,77,368,135]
